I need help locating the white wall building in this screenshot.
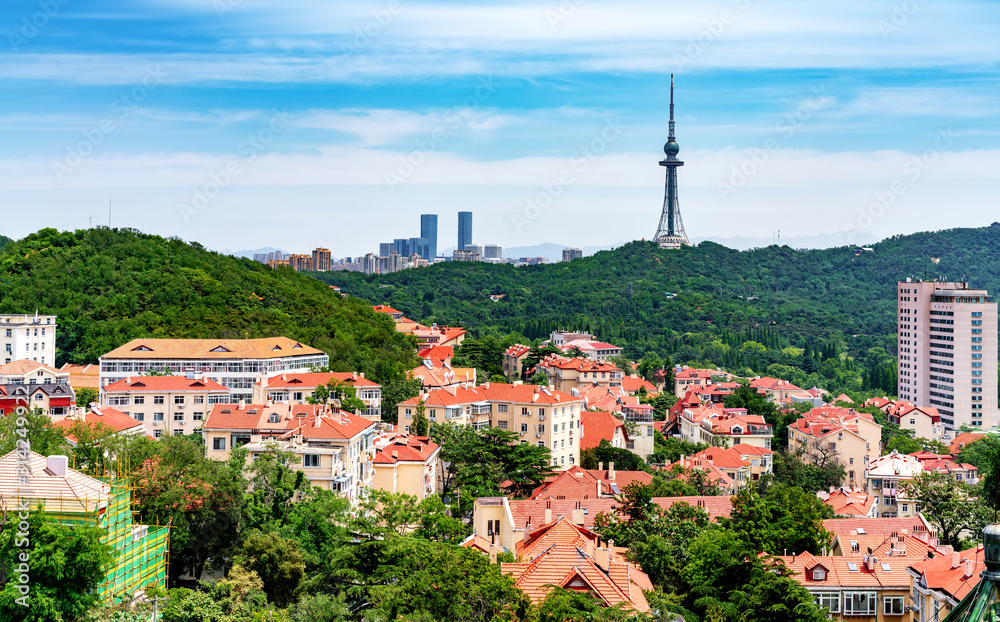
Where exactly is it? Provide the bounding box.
[896,280,999,430]
[1,314,57,366]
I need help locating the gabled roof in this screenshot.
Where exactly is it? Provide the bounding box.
[950,433,987,456]
[504,344,531,358]
[749,376,803,392]
[102,337,323,360]
[820,489,877,517]
[621,375,657,394]
[580,410,629,449]
[773,553,911,589]
[823,516,935,540]
[204,403,375,441]
[0,450,110,513]
[51,407,144,443]
[0,359,66,377]
[373,435,439,464]
[529,466,652,500]
[908,545,984,601]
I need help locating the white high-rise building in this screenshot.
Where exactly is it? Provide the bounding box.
[1,314,57,366]
[897,280,999,430]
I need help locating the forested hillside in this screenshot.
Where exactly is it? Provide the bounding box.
[0,228,418,386]
[319,223,1000,394]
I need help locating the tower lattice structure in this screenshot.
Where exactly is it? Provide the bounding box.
[653,74,690,248]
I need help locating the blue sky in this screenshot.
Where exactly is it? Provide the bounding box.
[2,0,999,256]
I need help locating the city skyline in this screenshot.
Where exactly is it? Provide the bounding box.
[2,2,1000,257]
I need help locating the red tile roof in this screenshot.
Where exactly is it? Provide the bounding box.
[373,435,439,464]
[820,489,877,517]
[908,545,984,601]
[51,407,144,443]
[580,410,629,449]
[529,466,652,500]
[621,375,657,394]
[103,376,229,393]
[203,403,374,441]
[773,552,911,589]
[949,433,986,456]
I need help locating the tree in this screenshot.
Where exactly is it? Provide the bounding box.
[957,435,999,471]
[771,449,844,494]
[306,378,365,413]
[724,484,833,555]
[243,447,310,532]
[379,374,421,424]
[74,386,98,408]
[0,407,70,457]
[411,399,429,436]
[234,531,307,608]
[580,438,646,471]
[902,472,990,547]
[0,511,113,622]
[885,431,948,455]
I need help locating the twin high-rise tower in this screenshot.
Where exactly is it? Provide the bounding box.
[653,74,690,248]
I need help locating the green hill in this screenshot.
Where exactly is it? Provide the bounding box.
[0,228,418,385]
[317,223,1000,393]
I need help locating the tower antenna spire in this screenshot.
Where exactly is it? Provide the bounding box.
[653,74,689,249]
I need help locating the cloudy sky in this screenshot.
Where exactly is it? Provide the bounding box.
[2,0,999,257]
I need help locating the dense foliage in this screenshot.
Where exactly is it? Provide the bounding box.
[0,228,418,387]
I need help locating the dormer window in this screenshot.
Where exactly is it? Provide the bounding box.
[271,345,282,351]
[811,568,826,581]
[268,413,280,423]
[209,345,232,353]
[731,426,743,435]
[131,345,153,352]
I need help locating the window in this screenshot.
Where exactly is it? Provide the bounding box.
[193,395,204,404]
[134,412,144,421]
[153,430,163,438]
[173,429,185,436]
[844,592,877,615]
[537,441,545,448]
[173,395,185,405]
[213,437,226,450]
[883,596,904,615]
[498,404,508,413]
[538,424,545,434]
[153,396,165,405]
[173,412,184,421]
[521,423,528,433]
[815,593,839,613]
[269,413,280,423]
[134,396,145,405]
[154,412,164,421]
[193,412,203,421]
[303,454,320,467]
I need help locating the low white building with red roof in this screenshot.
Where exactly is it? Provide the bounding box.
[100,375,230,437]
[817,487,879,518]
[51,406,145,445]
[678,405,774,450]
[203,402,377,501]
[867,398,943,441]
[909,452,979,485]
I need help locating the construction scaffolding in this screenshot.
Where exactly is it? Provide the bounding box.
[1,451,169,606]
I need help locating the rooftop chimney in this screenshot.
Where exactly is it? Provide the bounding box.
[313,416,322,428]
[608,462,615,480]
[598,462,604,471]
[572,508,585,525]
[595,545,610,572]
[488,543,498,564]
[953,551,961,569]
[544,508,552,524]
[964,558,976,577]
[238,399,246,410]
[45,455,68,477]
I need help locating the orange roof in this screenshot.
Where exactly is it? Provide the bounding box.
[823,516,935,540]
[659,457,733,490]
[950,432,986,456]
[621,375,657,394]
[529,466,652,500]
[652,496,733,521]
[103,376,229,393]
[908,545,984,601]
[203,403,375,441]
[372,305,403,315]
[504,344,531,358]
[410,362,476,388]
[515,518,600,560]
[749,376,803,392]
[501,542,650,611]
[773,552,911,589]
[502,495,733,531]
[539,355,620,373]
[0,359,65,377]
[260,371,379,390]
[373,435,439,464]
[51,407,144,443]
[417,344,453,362]
[692,447,751,470]
[399,383,581,408]
[60,363,101,389]
[102,337,325,360]
[820,489,877,517]
[580,410,629,449]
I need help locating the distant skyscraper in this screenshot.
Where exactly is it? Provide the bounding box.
[379,242,394,257]
[420,214,438,259]
[483,244,502,260]
[562,248,583,262]
[312,247,331,271]
[458,211,473,251]
[653,74,690,249]
[897,280,999,430]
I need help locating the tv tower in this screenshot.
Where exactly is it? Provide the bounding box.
[653,74,689,248]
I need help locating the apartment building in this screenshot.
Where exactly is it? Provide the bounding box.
[203,403,376,501]
[254,371,382,418]
[312,247,332,272]
[397,382,585,469]
[896,280,1000,429]
[865,451,924,518]
[537,355,623,394]
[562,248,583,262]
[673,366,733,397]
[787,407,882,488]
[0,314,57,366]
[502,344,532,380]
[867,398,943,441]
[0,359,69,385]
[98,337,329,400]
[100,375,230,437]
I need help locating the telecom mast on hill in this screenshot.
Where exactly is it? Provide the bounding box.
[653,74,690,249]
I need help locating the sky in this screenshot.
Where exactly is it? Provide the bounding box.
[2,0,999,258]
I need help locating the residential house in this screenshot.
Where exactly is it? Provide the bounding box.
[499,519,652,612]
[621,374,658,396]
[547,331,623,361]
[772,551,913,620]
[864,451,925,518]
[61,362,101,391]
[203,403,377,501]
[948,432,986,456]
[868,398,944,441]
[537,355,622,394]
[580,410,630,450]
[787,407,883,488]
[909,452,979,485]
[371,433,440,501]
[528,464,652,501]
[673,366,733,397]
[502,344,532,380]
[100,375,230,438]
[417,345,453,365]
[98,337,330,400]
[373,306,468,348]
[660,454,737,494]
[907,545,984,622]
[0,359,70,385]
[0,451,168,604]
[410,359,477,391]
[823,516,937,553]
[679,405,774,450]
[749,376,816,402]
[397,382,585,470]
[0,382,75,416]
[51,406,145,445]
[254,371,382,418]
[817,487,879,518]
